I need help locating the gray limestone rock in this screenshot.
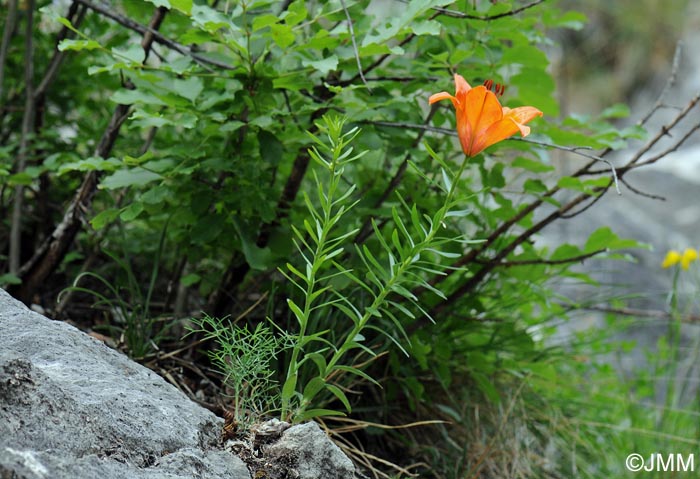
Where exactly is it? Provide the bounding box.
[0,288,250,479]
[0,289,363,479]
[264,422,357,479]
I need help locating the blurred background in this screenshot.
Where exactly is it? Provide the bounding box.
[549,0,700,399]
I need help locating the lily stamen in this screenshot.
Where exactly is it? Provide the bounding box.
[483,79,505,97]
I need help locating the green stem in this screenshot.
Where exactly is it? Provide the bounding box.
[281,131,343,419]
[658,266,681,428]
[326,154,471,373]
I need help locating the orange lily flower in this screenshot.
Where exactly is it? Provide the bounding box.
[429,74,543,157]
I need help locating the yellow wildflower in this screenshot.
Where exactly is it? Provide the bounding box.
[662,250,681,269]
[681,248,698,270]
[662,248,699,269]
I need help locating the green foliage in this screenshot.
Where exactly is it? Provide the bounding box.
[1,0,673,476]
[539,281,700,478]
[187,315,282,428]
[278,115,478,422]
[59,231,168,359]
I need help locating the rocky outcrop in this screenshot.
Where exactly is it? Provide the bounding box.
[0,289,359,479]
[264,422,357,479]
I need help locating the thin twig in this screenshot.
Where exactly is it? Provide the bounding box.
[363,76,440,83]
[639,41,683,127]
[581,304,700,323]
[35,2,86,100]
[432,0,546,21]
[583,94,700,175]
[11,7,168,302]
[340,14,432,87]
[473,248,607,267]
[621,94,699,168]
[74,0,230,71]
[559,184,608,219]
[0,0,19,106]
[340,0,370,93]
[361,119,453,136]
[366,118,621,193]
[9,0,36,274]
[355,109,438,243]
[511,137,620,194]
[625,120,700,171]
[618,176,665,201]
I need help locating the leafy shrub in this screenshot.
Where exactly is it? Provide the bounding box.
[4,0,696,476]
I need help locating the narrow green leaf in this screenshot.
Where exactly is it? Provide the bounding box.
[120,202,144,222]
[100,168,162,189]
[333,365,380,386]
[281,373,298,401]
[306,353,328,376]
[287,299,306,327]
[302,377,326,403]
[90,209,120,230]
[441,167,452,191]
[325,384,351,412]
[295,408,345,421]
[58,39,101,52]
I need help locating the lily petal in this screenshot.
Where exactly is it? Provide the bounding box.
[429,73,542,157]
[453,74,471,102]
[471,117,522,156]
[468,88,504,138]
[462,87,504,155]
[504,106,544,135]
[429,91,457,107]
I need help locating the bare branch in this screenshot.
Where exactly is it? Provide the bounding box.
[340,0,370,93]
[583,94,700,175]
[473,248,607,267]
[581,304,700,323]
[74,0,232,71]
[559,188,608,219]
[639,41,683,126]
[354,108,438,244]
[10,7,168,303]
[432,0,546,21]
[9,0,36,274]
[624,120,700,171]
[618,176,666,201]
[0,0,19,106]
[35,2,86,100]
